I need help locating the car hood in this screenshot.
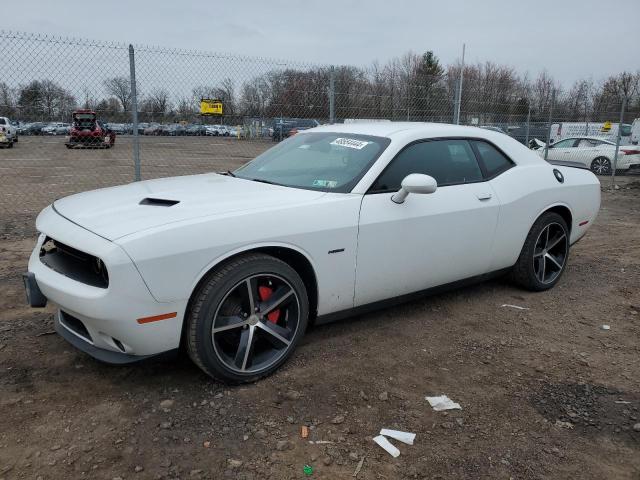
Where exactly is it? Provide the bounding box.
[53,174,326,240]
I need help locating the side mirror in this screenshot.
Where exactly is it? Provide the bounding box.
[391,174,437,204]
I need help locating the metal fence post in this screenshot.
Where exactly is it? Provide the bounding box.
[611,97,626,188]
[129,44,141,182]
[543,89,556,161]
[328,66,335,124]
[525,104,531,145]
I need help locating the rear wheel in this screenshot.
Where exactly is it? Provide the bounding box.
[186,253,309,383]
[512,212,569,291]
[590,157,611,175]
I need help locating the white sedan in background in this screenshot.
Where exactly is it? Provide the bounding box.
[24,123,600,383]
[540,136,640,175]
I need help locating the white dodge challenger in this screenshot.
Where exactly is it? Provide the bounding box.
[24,123,600,383]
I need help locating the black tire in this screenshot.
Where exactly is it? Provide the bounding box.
[65,144,73,149]
[186,253,309,383]
[511,212,570,291]
[590,157,611,175]
[8,141,13,148]
[13,136,18,143]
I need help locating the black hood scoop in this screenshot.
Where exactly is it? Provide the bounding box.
[139,197,180,207]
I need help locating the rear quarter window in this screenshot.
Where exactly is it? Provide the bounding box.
[472,141,514,178]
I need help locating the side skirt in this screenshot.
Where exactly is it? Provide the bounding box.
[314,268,512,325]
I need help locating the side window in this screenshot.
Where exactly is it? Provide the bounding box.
[552,139,577,148]
[472,141,514,178]
[577,139,598,147]
[371,139,483,192]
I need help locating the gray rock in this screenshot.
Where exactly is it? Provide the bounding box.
[285,390,301,400]
[331,415,345,424]
[348,452,359,461]
[227,459,243,468]
[633,423,640,432]
[378,391,389,401]
[276,440,290,451]
[322,456,333,466]
[134,465,144,472]
[159,399,174,410]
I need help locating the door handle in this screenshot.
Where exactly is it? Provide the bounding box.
[476,192,492,201]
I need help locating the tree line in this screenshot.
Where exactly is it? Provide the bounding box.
[1,51,638,125]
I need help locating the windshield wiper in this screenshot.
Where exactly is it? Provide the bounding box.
[220,170,236,177]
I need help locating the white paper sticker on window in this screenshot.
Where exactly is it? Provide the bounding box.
[312,179,338,188]
[330,138,370,150]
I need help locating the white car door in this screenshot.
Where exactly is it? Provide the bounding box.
[355,138,501,307]
[546,138,578,161]
[571,138,604,167]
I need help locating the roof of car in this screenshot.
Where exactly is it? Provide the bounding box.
[557,136,614,142]
[309,121,503,139]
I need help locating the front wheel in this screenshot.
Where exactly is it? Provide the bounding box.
[590,157,611,175]
[511,212,569,291]
[186,253,309,383]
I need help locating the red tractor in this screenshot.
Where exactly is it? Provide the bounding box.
[65,110,116,149]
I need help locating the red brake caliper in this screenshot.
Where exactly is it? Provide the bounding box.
[258,286,280,324]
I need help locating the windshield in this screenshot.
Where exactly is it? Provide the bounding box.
[621,124,632,137]
[235,132,390,193]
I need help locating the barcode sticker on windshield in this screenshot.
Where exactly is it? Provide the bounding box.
[330,138,370,150]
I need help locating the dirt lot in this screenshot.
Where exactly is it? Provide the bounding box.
[1,137,639,479]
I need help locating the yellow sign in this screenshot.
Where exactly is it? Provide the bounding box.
[601,121,612,132]
[200,98,223,116]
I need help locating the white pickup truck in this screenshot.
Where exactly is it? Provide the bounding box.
[0,116,18,147]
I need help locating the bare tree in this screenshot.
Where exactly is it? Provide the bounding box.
[103,76,131,113]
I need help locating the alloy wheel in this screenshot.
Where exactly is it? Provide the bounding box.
[211,274,300,374]
[532,222,568,284]
[591,157,611,175]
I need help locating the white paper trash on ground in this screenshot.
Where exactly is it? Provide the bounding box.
[373,435,400,458]
[501,304,529,310]
[379,429,415,445]
[426,395,462,411]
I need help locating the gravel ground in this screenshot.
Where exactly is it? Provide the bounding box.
[0,137,639,479]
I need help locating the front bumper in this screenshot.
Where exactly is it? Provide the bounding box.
[26,206,187,360]
[54,310,164,364]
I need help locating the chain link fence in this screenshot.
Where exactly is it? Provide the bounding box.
[1,31,639,239]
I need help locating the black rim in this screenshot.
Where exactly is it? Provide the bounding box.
[533,222,568,284]
[211,274,300,374]
[592,158,610,175]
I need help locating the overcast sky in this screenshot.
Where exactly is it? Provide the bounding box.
[9,0,640,86]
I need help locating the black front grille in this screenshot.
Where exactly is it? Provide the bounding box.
[40,237,109,288]
[59,311,92,342]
